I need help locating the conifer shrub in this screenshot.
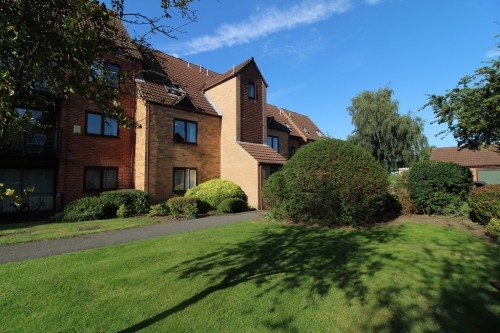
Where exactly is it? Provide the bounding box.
[217,198,248,214]
[99,189,149,215]
[62,196,115,222]
[263,138,389,225]
[167,197,198,219]
[469,184,500,224]
[147,202,169,217]
[408,160,473,215]
[185,179,247,213]
[486,218,500,238]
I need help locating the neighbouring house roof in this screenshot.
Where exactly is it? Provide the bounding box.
[239,142,287,165]
[431,147,500,167]
[137,50,220,116]
[266,104,324,141]
[109,18,142,61]
[203,57,269,91]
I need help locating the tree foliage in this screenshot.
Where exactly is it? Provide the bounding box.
[424,42,500,151]
[0,0,197,142]
[347,87,429,171]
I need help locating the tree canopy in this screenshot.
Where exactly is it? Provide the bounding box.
[347,87,429,171]
[0,0,197,143]
[424,40,500,151]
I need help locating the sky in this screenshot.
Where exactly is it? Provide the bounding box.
[115,0,499,147]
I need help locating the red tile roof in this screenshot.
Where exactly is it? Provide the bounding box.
[239,142,287,165]
[110,18,142,60]
[203,57,269,91]
[431,147,500,167]
[137,50,220,116]
[266,104,324,141]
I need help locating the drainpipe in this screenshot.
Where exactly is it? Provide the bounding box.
[145,103,150,194]
[258,164,263,210]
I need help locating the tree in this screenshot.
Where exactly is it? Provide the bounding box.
[424,40,500,151]
[347,87,429,172]
[0,0,197,143]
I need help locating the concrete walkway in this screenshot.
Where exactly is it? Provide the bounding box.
[0,211,264,264]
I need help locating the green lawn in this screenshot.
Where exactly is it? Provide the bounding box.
[1,220,499,332]
[0,217,159,245]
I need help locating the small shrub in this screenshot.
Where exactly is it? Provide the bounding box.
[185,179,247,212]
[408,160,473,215]
[167,197,198,219]
[99,189,149,215]
[486,218,500,238]
[388,178,414,215]
[263,139,389,226]
[116,204,130,218]
[469,184,500,224]
[217,198,248,214]
[147,202,169,217]
[62,196,114,222]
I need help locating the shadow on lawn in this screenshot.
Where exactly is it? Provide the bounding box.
[119,223,500,333]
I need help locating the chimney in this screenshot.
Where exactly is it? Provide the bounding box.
[187,62,190,68]
[232,65,235,74]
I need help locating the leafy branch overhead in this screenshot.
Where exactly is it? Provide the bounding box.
[424,38,500,151]
[0,0,198,143]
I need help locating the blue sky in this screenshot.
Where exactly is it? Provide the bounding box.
[118,0,499,147]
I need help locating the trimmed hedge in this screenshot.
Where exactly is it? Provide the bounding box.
[408,160,473,215]
[167,197,198,219]
[99,189,149,215]
[217,198,248,213]
[62,196,115,222]
[263,138,389,225]
[185,179,247,213]
[469,184,500,224]
[486,218,500,238]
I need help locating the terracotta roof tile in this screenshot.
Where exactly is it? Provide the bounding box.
[239,142,287,165]
[110,18,142,60]
[137,50,220,116]
[203,58,254,91]
[266,104,324,141]
[266,104,299,136]
[431,147,500,167]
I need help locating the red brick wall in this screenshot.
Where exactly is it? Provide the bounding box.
[56,59,142,208]
[240,64,265,144]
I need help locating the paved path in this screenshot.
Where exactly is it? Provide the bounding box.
[0,211,264,264]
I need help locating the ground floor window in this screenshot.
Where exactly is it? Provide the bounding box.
[173,168,197,192]
[84,167,118,192]
[0,168,55,212]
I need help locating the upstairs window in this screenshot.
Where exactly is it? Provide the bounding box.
[86,111,118,137]
[105,63,120,89]
[174,119,197,144]
[248,82,256,99]
[173,168,197,192]
[267,135,279,152]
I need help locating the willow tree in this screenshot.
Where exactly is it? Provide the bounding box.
[347,87,429,171]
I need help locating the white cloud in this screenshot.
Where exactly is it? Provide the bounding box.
[171,0,353,55]
[365,0,385,4]
[485,49,500,58]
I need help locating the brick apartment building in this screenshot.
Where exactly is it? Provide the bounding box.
[0,19,324,214]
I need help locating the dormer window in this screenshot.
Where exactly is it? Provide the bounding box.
[302,127,310,134]
[316,130,324,138]
[248,82,256,99]
[165,81,185,96]
[105,63,120,89]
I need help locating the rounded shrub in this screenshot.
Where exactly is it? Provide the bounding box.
[408,160,473,215]
[217,198,248,214]
[185,179,247,212]
[486,218,500,238]
[263,138,389,225]
[62,196,115,222]
[167,197,198,219]
[147,202,169,217]
[99,189,149,215]
[469,184,500,224]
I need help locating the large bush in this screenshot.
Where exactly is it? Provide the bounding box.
[408,160,473,215]
[469,184,500,224]
[99,189,149,215]
[263,138,389,225]
[62,196,115,222]
[185,179,247,212]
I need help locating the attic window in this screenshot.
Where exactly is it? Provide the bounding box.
[165,81,185,96]
[248,82,256,99]
[302,127,310,134]
[316,130,324,138]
